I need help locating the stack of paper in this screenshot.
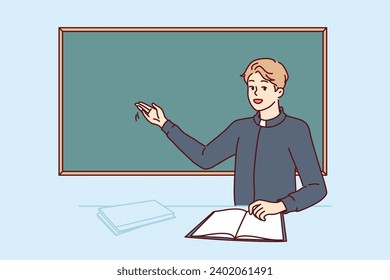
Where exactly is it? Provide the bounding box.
[97,200,175,235]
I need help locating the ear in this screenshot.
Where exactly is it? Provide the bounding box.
[277,88,284,98]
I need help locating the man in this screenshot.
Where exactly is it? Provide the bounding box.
[135,58,327,221]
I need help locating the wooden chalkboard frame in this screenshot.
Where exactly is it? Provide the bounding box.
[58,27,327,176]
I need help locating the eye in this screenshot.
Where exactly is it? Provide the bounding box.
[261,86,267,91]
[248,85,255,91]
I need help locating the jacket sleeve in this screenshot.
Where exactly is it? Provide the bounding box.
[281,121,327,213]
[161,120,239,169]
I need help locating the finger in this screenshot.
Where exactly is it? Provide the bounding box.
[152,103,165,119]
[150,104,160,119]
[255,209,266,221]
[251,204,260,215]
[248,201,262,214]
[253,206,264,218]
[137,104,151,116]
[136,101,151,108]
[136,102,152,110]
[137,103,150,111]
[259,212,268,221]
[136,105,149,116]
[151,103,164,112]
[140,109,150,120]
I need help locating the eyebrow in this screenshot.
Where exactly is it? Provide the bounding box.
[248,79,269,83]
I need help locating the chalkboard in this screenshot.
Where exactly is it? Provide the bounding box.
[59,27,327,175]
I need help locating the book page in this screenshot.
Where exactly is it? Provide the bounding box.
[192,208,246,238]
[236,213,284,241]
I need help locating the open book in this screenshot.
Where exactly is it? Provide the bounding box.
[186,208,286,242]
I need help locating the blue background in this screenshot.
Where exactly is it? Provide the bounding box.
[0,0,389,259]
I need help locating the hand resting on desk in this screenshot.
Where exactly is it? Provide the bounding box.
[248,200,287,221]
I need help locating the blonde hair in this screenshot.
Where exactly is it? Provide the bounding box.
[241,58,289,90]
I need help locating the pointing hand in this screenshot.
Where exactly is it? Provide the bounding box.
[135,102,168,128]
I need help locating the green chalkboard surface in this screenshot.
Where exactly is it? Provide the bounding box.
[59,28,327,175]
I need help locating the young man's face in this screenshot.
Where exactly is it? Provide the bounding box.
[247,72,284,112]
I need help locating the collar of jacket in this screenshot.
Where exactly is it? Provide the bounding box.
[253,107,287,127]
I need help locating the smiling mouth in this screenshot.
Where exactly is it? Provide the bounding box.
[253,99,263,104]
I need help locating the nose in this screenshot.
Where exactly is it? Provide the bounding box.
[253,87,258,96]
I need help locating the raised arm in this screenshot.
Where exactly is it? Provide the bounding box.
[135,101,239,170]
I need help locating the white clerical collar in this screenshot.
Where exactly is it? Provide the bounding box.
[259,119,267,127]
